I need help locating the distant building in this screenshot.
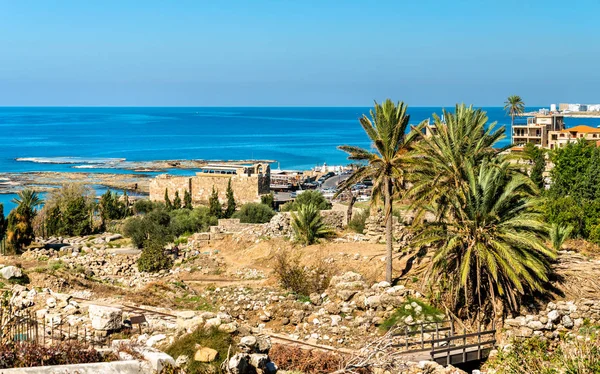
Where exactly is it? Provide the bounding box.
[550,104,557,112]
[548,125,600,149]
[149,163,270,205]
[559,103,570,111]
[512,113,565,148]
[568,104,582,112]
[589,104,600,112]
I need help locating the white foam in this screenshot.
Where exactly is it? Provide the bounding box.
[16,157,126,164]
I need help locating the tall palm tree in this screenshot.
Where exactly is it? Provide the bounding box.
[504,95,525,128]
[415,160,555,320]
[408,104,505,220]
[338,99,424,283]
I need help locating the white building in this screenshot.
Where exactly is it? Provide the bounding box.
[567,104,581,112]
[550,104,557,112]
[589,104,600,112]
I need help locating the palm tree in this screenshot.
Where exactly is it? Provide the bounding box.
[337,99,423,282]
[12,189,42,213]
[408,104,505,220]
[415,159,555,320]
[7,189,42,252]
[549,223,573,252]
[291,203,333,245]
[504,95,525,128]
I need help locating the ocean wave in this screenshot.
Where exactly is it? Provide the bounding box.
[16,157,126,164]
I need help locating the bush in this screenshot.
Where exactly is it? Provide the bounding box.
[348,209,369,234]
[232,203,275,224]
[165,327,233,374]
[169,207,217,237]
[123,209,173,248]
[274,251,332,296]
[281,190,331,212]
[484,335,600,373]
[137,239,173,272]
[379,297,444,331]
[133,199,159,214]
[0,341,114,368]
[261,193,275,208]
[269,344,344,374]
[291,203,333,245]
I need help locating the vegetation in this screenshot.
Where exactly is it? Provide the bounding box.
[172,191,182,210]
[270,344,344,374]
[165,327,233,374]
[338,99,422,283]
[169,207,218,236]
[549,223,573,251]
[208,186,222,218]
[291,203,333,245]
[37,184,95,237]
[133,199,159,215]
[485,336,600,373]
[504,94,525,128]
[99,189,129,228]
[347,209,369,234]
[545,140,600,242]
[6,189,42,253]
[523,143,545,189]
[224,179,236,218]
[261,193,275,208]
[123,209,174,248]
[281,190,331,212]
[410,105,553,321]
[184,190,193,209]
[164,188,173,211]
[0,203,6,244]
[274,251,333,297]
[379,297,444,332]
[0,341,114,368]
[137,237,173,272]
[232,202,275,223]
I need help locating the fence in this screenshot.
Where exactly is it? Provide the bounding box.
[0,304,106,348]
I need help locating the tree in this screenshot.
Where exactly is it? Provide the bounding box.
[224,179,236,218]
[415,160,554,320]
[523,143,545,189]
[504,95,525,128]
[408,104,505,221]
[261,193,275,208]
[338,99,423,283]
[233,203,275,223]
[209,186,222,218]
[137,238,173,272]
[549,139,597,199]
[123,209,173,248]
[280,190,331,212]
[183,190,193,210]
[0,203,6,243]
[6,189,42,252]
[62,195,92,236]
[173,191,182,210]
[164,188,173,211]
[99,190,127,228]
[291,203,333,245]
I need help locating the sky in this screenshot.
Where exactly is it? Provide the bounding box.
[0,0,598,107]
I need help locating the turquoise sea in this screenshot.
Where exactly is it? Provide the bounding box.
[1,106,599,213]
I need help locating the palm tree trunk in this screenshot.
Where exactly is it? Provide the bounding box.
[384,176,393,283]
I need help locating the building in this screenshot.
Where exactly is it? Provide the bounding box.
[559,103,570,111]
[512,113,565,148]
[548,125,600,149]
[149,163,270,205]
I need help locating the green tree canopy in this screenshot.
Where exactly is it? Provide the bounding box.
[209,186,222,218]
[224,179,236,218]
[233,203,275,224]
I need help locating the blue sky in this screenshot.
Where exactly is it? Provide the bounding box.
[0,0,598,106]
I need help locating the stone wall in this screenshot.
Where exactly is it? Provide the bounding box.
[504,299,600,340]
[364,212,413,246]
[149,172,270,205]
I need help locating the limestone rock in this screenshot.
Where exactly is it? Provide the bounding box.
[89,304,123,331]
[0,266,22,280]
[194,347,219,362]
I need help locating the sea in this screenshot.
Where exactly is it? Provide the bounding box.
[1,106,599,214]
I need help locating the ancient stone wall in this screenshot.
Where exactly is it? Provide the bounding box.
[149,172,269,205]
[504,299,600,340]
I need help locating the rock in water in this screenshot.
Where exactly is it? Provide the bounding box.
[89,304,123,331]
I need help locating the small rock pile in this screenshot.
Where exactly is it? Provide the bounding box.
[504,299,600,340]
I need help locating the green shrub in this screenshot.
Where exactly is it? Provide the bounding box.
[261,193,275,208]
[233,203,275,224]
[122,209,173,248]
[379,297,444,332]
[348,209,369,234]
[169,207,217,237]
[165,328,233,374]
[281,190,331,212]
[137,239,173,273]
[291,203,333,245]
[133,199,158,215]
